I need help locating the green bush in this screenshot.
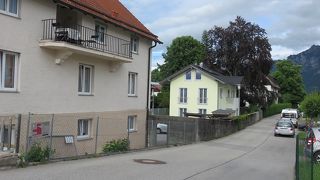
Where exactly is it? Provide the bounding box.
[25,143,55,162]
[263,103,292,117]
[102,138,129,153]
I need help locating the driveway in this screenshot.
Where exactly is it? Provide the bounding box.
[0,115,295,180]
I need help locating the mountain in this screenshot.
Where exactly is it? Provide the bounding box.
[287,45,320,92]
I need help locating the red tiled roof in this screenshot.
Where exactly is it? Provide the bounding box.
[57,0,161,43]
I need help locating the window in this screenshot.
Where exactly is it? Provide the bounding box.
[196,71,201,80]
[227,89,230,98]
[78,64,93,95]
[0,50,18,91]
[179,88,187,103]
[131,36,139,53]
[185,71,191,80]
[128,116,137,132]
[128,72,137,96]
[199,109,207,115]
[0,0,19,16]
[77,119,91,138]
[95,23,106,42]
[199,88,207,104]
[179,108,187,117]
[219,88,223,99]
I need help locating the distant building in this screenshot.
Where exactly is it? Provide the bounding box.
[265,76,280,104]
[164,65,243,117]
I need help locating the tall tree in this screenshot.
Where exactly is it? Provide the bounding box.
[151,36,205,108]
[203,16,273,107]
[272,60,306,106]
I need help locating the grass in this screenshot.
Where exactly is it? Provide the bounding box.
[297,132,320,179]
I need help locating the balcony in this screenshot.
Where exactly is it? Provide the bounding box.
[39,19,132,64]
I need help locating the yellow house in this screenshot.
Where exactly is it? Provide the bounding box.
[166,65,242,117]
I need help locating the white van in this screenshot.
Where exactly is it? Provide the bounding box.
[281,108,299,128]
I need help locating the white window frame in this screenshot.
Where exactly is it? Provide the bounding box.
[179,108,187,117]
[78,64,93,95]
[199,88,207,104]
[128,115,137,132]
[128,72,138,96]
[185,71,191,80]
[179,88,187,103]
[77,119,91,139]
[0,50,18,92]
[0,0,19,17]
[196,70,201,80]
[131,36,139,54]
[199,109,207,115]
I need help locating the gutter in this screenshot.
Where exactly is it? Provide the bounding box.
[145,41,161,148]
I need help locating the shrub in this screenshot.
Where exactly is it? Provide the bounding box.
[102,138,129,153]
[263,103,292,117]
[300,92,320,119]
[25,143,55,162]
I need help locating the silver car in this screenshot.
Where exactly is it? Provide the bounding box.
[274,120,295,137]
[305,128,320,163]
[157,123,167,134]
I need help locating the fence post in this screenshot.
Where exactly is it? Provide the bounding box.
[48,114,54,161]
[25,112,31,153]
[15,114,21,153]
[311,136,314,180]
[167,118,170,146]
[0,119,4,150]
[296,134,299,180]
[8,117,12,150]
[183,120,186,144]
[195,119,199,142]
[95,116,99,154]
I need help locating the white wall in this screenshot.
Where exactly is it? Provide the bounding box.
[0,0,152,114]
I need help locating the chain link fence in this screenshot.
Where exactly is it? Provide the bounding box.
[148,111,262,147]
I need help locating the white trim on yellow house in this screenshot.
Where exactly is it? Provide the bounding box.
[168,65,242,117]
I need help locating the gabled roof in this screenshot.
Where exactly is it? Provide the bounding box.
[265,75,280,89]
[57,0,161,43]
[163,64,243,86]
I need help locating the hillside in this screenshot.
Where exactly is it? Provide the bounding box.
[287,45,320,92]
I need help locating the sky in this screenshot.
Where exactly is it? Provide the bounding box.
[120,0,320,69]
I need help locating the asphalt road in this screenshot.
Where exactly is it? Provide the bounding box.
[0,115,295,180]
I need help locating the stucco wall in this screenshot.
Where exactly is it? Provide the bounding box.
[0,0,152,114]
[169,69,219,116]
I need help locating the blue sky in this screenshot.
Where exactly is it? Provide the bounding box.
[120,0,320,69]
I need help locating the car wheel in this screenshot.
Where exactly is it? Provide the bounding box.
[274,133,278,137]
[314,151,320,163]
[157,128,161,134]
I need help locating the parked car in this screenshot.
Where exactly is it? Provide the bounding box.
[157,123,167,134]
[274,120,295,137]
[305,127,320,163]
[281,108,299,128]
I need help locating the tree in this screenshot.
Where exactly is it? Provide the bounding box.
[272,60,306,106]
[151,36,205,108]
[155,36,205,80]
[202,16,273,107]
[300,92,320,120]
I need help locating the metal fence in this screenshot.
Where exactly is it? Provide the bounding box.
[150,108,169,115]
[24,113,137,160]
[148,111,262,147]
[296,131,318,180]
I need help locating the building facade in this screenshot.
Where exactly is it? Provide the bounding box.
[166,65,242,117]
[0,0,160,152]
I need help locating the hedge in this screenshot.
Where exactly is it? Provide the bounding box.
[263,103,292,118]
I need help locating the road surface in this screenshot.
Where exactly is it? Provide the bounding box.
[0,115,295,180]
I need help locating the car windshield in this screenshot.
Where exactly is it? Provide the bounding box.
[282,113,295,118]
[277,122,292,127]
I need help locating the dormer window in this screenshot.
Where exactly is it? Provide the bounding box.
[185,71,191,80]
[196,71,201,80]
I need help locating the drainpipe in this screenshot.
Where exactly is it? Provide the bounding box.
[145,41,160,148]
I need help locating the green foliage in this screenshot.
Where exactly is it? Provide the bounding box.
[25,143,54,162]
[263,103,292,117]
[232,114,249,121]
[102,138,129,153]
[17,154,27,168]
[152,36,205,81]
[202,16,273,107]
[272,60,306,106]
[300,92,320,118]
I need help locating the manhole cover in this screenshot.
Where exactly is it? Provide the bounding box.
[133,159,166,165]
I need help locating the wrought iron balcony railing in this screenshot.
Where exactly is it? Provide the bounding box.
[41,19,132,59]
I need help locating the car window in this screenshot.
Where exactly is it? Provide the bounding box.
[277,122,292,127]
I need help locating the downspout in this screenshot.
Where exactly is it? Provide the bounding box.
[145,41,159,148]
